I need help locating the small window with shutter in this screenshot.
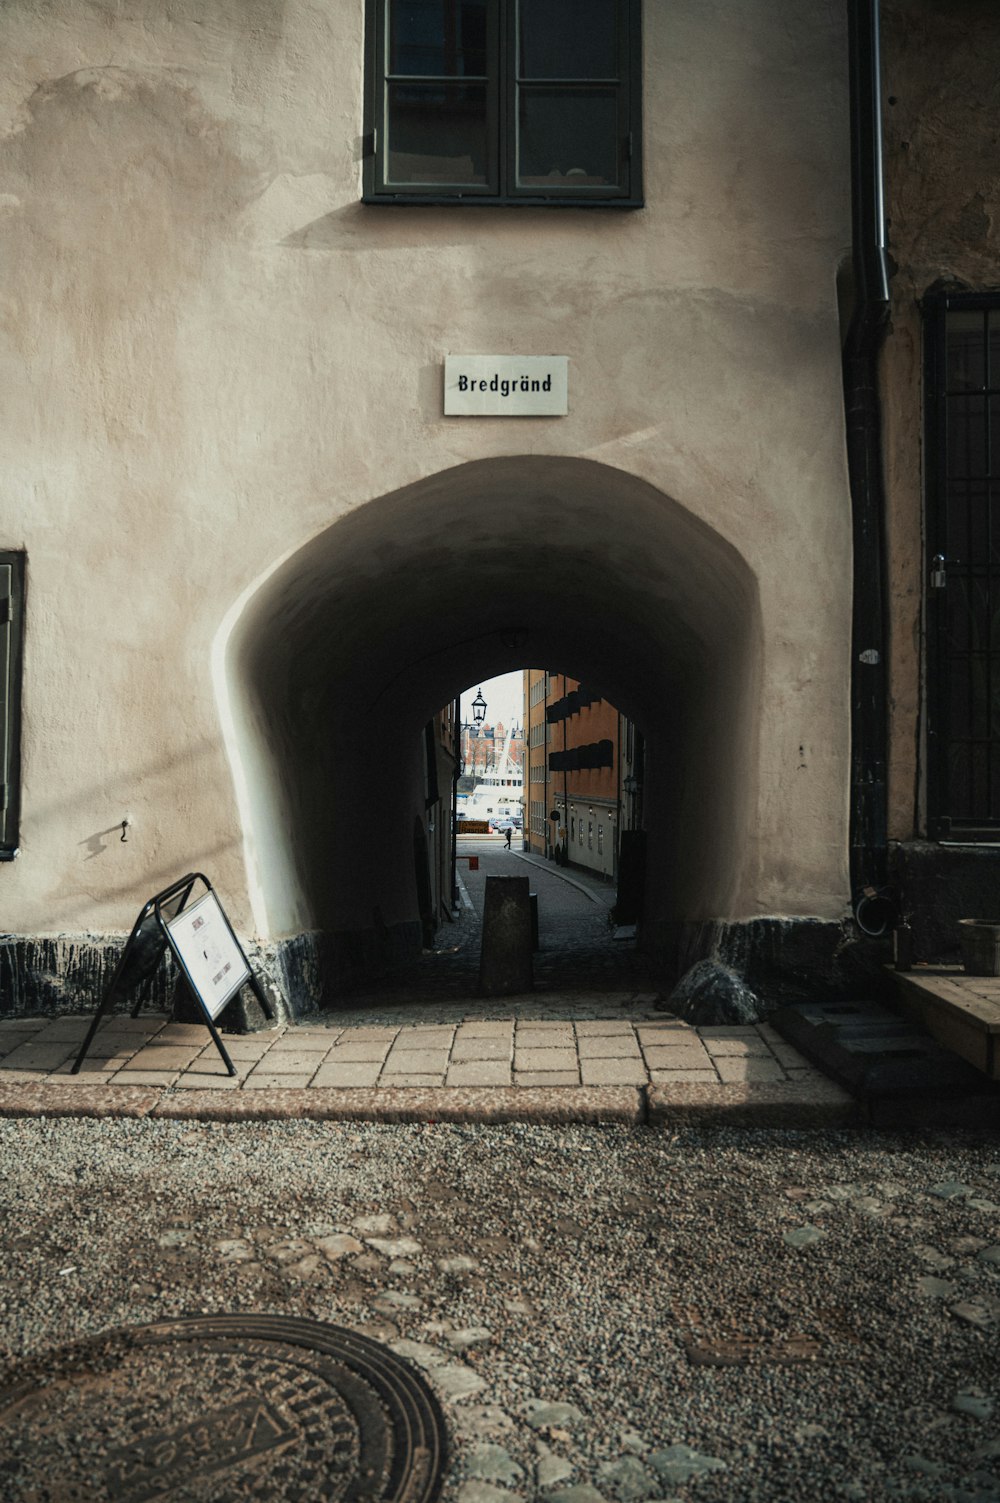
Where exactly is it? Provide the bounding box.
[0,554,25,859]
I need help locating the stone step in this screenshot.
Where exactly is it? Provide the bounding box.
[770,998,993,1098]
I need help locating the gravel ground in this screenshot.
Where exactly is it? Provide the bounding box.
[1,1119,999,1502]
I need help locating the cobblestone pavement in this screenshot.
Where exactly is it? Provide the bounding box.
[1,1118,999,1502]
[0,1006,832,1109]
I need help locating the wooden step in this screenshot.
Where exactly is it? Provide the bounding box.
[890,966,1000,1081]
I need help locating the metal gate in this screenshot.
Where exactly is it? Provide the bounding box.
[925,292,1000,838]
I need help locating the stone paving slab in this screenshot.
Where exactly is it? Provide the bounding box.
[515,1047,578,1072]
[313,1061,384,1087]
[581,1058,649,1086]
[713,1057,788,1083]
[450,1036,511,1062]
[382,1049,451,1074]
[577,1034,642,1059]
[515,1070,580,1086]
[243,1072,315,1089]
[445,1061,511,1086]
[326,1040,393,1062]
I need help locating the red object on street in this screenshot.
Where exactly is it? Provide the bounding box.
[468,856,479,870]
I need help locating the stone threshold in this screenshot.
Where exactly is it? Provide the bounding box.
[0,1079,862,1127]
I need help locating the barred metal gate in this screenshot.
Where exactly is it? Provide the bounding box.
[925,292,1000,838]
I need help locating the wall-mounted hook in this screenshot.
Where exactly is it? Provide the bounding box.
[121,813,132,843]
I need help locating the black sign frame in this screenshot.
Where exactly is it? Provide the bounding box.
[71,872,276,1078]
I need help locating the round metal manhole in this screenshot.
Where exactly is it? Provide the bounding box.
[0,1315,448,1503]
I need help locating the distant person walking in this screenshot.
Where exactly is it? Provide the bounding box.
[504,826,512,849]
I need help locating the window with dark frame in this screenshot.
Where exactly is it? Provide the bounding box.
[0,553,25,859]
[924,293,1000,838]
[365,0,641,206]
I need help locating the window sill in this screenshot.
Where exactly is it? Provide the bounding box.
[362,193,644,210]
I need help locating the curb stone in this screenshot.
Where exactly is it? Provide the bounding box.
[148,1086,645,1124]
[645,1079,860,1128]
[3,1078,985,1130]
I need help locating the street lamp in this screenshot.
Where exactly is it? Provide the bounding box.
[469,688,488,783]
[622,771,641,834]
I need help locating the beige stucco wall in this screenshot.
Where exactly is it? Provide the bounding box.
[1,0,853,947]
[881,0,1000,840]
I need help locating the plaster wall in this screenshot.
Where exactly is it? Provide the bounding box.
[881,0,1000,839]
[1,1,853,968]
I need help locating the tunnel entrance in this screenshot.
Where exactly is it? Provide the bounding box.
[220,456,761,1011]
[336,668,653,1005]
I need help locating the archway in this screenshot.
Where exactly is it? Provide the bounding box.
[220,457,761,1004]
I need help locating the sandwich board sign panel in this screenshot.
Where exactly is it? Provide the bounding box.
[71,872,274,1078]
[165,891,250,1021]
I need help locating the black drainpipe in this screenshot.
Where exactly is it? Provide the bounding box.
[845,0,893,932]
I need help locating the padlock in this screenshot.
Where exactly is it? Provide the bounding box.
[930,553,947,589]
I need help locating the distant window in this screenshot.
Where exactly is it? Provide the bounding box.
[598,823,603,853]
[587,820,593,849]
[365,0,642,207]
[0,554,25,859]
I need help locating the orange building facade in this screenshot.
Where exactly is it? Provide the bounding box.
[523,670,636,881]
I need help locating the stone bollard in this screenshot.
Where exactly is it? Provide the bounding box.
[479,876,534,995]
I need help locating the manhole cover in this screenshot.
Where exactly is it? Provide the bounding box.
[0,1315,447,1502]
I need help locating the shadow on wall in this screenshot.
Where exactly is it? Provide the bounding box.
[219,455,762,1001]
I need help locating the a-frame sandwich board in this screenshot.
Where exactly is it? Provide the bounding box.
[71,872,276,1078]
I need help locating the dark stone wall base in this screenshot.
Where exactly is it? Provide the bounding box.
[0,934,178,1020]
[0,921,425,1024]
[0,915,886,1023]
[890,840,1000,962]
[644,915,892,1013]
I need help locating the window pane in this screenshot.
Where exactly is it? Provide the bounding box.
[386,82,488,184]
[517,88,619,187]
[989,309,1000,389]
[948,656,970,744]
[946,481,970,562]
[518,0,617,79]
[969,486,990,567]
[946,310,985,392]
[946,578,971,655]
[389,0,487,77]
[947,394,987,478]
[947,741,971,818]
